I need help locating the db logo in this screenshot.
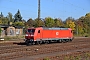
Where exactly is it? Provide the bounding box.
[56,32,59,35]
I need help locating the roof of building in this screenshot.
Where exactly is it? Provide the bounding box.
[0,25,23,28]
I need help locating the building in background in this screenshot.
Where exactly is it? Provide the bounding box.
[0,25,23,37]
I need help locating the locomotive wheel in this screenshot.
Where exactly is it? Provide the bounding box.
[68,39,71,42]
[39,41,42,44]
[48,40,51,44]
[70,39,72,41]
[25,40,33,46]
[45,40,49,44]
[35,41,41,45]
[66,39,69,42]
[26,41,31,46]
[57,40,61,43]
[62,39,66,43]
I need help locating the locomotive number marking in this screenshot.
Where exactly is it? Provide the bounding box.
[56,32,59,35]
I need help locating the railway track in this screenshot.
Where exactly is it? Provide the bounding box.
[0,37,90,60]
[0,40,89,54]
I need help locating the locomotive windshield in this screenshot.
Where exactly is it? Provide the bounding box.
[27,29,35,33]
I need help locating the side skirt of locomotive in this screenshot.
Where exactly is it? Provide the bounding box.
[25,38,74,46]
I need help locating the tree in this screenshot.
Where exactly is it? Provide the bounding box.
[26,18,35,27]
[67,21,75,30]
[54,18,63,27]
[14,22,24,26]
[85,13,90,17]
[8,12,14,22]
[0,19,2,24]
[44,17,55,27]
[0,27,1,37]
[65,17,75,30]
[14,9,22,22]
[0,12,3,24]
[85,13,90,26]
[78,25,84,35]
[84,13,90,34]
[78,13,90,35]
[34,18,44,27]
[78,16,86,32]
[13,10,24,26]
[0,12,3,18]
[76,13,90,36]
[0,12,9,25]
[7,12,14,25]
[1,17,9,25]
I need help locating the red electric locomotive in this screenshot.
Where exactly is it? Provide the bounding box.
[25,27,73,45]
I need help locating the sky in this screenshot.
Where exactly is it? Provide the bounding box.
[0,0,90,21]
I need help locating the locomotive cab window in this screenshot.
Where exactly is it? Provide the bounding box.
[38,30,40,33]
[28,29,35,33]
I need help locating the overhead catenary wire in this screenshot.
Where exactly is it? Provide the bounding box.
[9,0,36,8]
[0,0,87,21]
[3,0,86,14]
[63,0,85,10]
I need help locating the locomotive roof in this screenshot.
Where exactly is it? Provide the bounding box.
[43,27,69,30]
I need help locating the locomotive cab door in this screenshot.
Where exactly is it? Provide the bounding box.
[37,30,42,41]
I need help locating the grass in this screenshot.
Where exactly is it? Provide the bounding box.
[3,35,24,40]
[63,53,90,60]
[43,57,50,60]
[42,52,90,60]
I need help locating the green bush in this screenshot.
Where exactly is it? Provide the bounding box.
[84,33,89,37]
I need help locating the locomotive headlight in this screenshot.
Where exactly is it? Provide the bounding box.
[25,34,28,36]
[31,35,34,36]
